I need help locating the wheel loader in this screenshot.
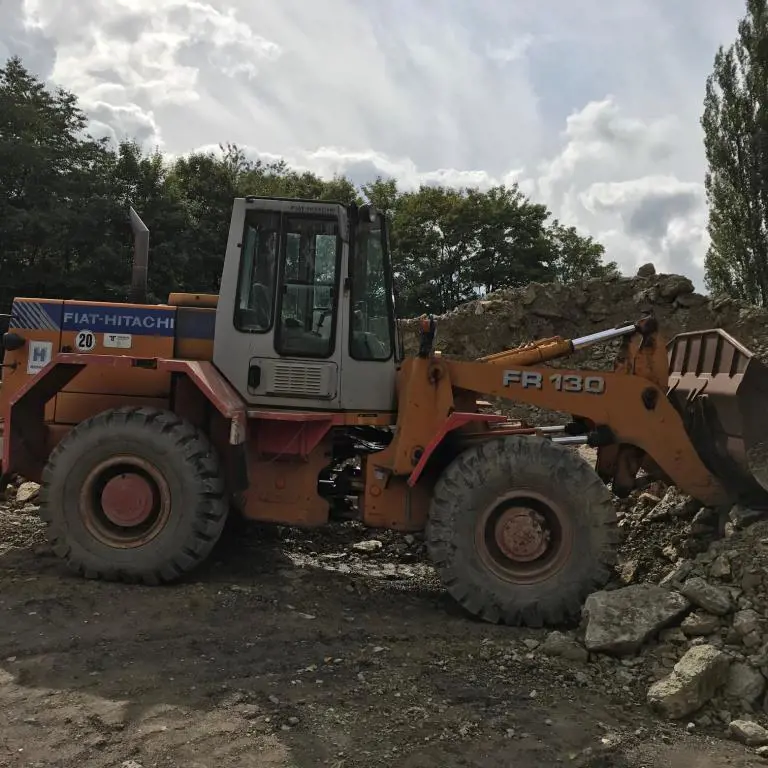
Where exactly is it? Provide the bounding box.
[1,195,767,627]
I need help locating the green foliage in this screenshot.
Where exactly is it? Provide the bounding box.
[702,0,768,305]
[0,55,617,318]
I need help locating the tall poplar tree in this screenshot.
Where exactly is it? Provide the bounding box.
[702,0,768,305]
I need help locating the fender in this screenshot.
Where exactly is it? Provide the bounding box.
[407,411,507,486]
[2,353,248,483]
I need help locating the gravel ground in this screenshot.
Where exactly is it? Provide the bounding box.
[0,488,764,768]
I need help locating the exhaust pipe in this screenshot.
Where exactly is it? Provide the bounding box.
[129,206,149,305]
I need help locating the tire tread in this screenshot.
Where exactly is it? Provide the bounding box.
[426,435,618,627]
[39,406,228,585]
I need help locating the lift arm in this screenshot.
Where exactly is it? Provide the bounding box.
[374,317,730,506]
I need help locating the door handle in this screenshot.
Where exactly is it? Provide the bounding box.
[248,364,262,390]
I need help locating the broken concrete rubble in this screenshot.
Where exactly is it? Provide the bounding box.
[680,577,733,616]
[724,662,765,704]
[15,481,39,504]
[647,488,698,521]
[647,645,731,719]
[680,612,720,637]
[582,584,690,656]
[733,609,762,638]
[729,719,768,747]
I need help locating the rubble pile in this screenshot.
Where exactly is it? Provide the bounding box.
[401,267,768,424]
[402,268,768,363]
[531,486,768,752]
[0,479,45,557]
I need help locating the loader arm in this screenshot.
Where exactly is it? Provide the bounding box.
[372,317,730,507]
[445,361,726,503]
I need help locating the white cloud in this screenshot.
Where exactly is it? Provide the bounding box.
[1,0,749,291]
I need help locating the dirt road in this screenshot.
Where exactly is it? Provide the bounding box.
[0,511,763,768]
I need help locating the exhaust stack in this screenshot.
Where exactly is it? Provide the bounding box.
[129,206,149,305]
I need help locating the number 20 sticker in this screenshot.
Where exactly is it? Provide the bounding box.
[75,330,96,352]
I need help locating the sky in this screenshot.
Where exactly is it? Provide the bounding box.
[0,0,749,290]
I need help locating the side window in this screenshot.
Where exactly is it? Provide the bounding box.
[234,211,279,332]
[350,224,394,361]
[275,217,339,358]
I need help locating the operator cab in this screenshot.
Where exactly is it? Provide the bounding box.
[213,197,399,413]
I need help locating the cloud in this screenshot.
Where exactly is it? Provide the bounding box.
[0,0,57,77]
[2,0,745,291]
[18,0,284,148]
[530,99,711,280]
[191,96,709,284]
[87,101,162,148]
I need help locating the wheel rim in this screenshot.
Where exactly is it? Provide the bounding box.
[79,455,172,549]
[474,490,573,584]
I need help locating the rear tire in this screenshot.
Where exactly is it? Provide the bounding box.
[426,436,618,626]
[39,406,228,584]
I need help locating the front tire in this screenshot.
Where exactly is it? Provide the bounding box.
[39,406,228,584]
[426,436,618,626]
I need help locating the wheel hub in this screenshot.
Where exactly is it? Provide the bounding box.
[100,473,155,527]
[79,454,171,549]
[475,490,573,585]
[495,507,549,562]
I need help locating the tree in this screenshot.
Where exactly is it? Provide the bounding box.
[363,181,616,316]
[0,56,125,306]
[545,221,619,284]
[0,54,617,318]
[702,0,768,305]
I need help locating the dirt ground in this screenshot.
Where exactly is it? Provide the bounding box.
[0,511,764,768]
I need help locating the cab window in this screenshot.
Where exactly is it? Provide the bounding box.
[275,216,340,358]
[234,210,279,332]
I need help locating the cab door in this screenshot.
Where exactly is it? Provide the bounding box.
[213,198,347,410]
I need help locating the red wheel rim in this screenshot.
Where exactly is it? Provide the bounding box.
[79,455,171,549]
[474,490,573,584]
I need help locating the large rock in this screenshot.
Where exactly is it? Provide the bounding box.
[583,584,690,656]
[681,612,720,637]
[16,481,40,503]
[647,645,731,719]
[658,275,694,300]
[680,577,733,616]
[647,488,697,520]
[724,662,766,704]
[733,609,762,638]
[636,263,656,277]
[729,720,768,747]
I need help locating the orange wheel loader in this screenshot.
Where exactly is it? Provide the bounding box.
[1,196,767,627]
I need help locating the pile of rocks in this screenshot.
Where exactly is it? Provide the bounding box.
[400,266,768,425]
[0,478,44,557]
[535,485,768,753]
[402,266,768,364]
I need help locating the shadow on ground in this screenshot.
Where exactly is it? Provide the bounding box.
[0,521,761,768]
